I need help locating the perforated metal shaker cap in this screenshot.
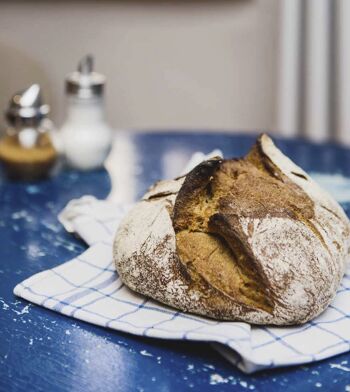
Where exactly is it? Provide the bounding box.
[66,55,105,99]
[5,84,49,127]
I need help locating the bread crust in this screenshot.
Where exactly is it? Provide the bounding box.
[113,135,350,325]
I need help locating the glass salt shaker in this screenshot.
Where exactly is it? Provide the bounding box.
[60,55,113,170]
[0,84,58,180]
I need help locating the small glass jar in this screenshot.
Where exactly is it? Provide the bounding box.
[0,84,58,181]
[60,55,112,170]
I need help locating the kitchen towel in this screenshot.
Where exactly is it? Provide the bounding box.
[13,159,350,373]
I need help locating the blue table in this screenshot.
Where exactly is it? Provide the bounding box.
[1,132,350,392]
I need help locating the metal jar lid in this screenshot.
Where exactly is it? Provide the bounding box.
[5,84,49,128]
[66,55,105,99]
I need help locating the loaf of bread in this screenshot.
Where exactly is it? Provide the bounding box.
[113,134,350,325]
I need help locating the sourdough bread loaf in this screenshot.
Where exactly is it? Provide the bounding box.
[113,134,350,325]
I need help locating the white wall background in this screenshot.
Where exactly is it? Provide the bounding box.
[0,0,279,133]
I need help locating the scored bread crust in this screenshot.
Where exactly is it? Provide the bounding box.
[113,134,350,325]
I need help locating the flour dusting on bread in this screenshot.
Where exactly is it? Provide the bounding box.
[113,134,350,325]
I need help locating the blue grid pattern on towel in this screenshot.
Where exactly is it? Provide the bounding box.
[13,197,350,374]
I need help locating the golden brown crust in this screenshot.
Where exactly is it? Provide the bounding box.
[172,140,317,315]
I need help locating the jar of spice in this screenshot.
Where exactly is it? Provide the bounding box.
[0,84,58,181]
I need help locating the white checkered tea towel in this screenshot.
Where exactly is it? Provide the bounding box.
[13,159,350,373]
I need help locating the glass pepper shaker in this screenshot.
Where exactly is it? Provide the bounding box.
[0,84,58,181]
